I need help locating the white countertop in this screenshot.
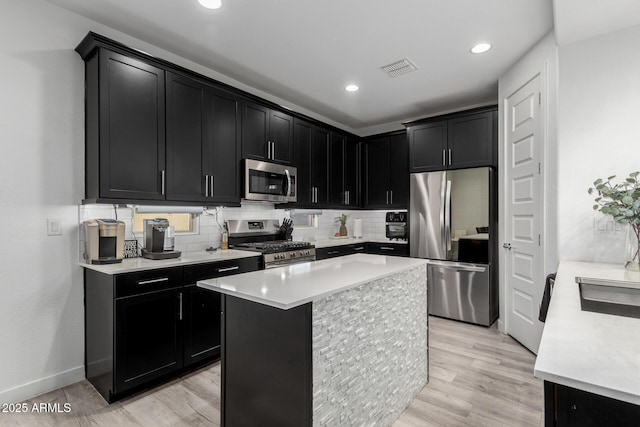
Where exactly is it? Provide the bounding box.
[79,249,261,274]
[313,237,408,248]
[534,260,640,405]
[197,253,426,310]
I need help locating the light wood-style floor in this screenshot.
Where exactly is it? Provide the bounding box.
[2,316,542,427]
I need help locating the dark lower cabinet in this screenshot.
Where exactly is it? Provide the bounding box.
[366,242,409,257]
[114,287,183,393]
[84,256,260,403]
[316,242,407,260]
[545,381,640,427]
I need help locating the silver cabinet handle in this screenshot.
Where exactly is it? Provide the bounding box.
[138,277,169,285]
[354,246,365,251]
[267,140,271,159]
[386,190,389,205]
[442,149,446,166]
[210,175,214,197]
[204,174,209,197]
[347,191,350,205]
[217,266,239,273]
[448,148,452,166]
[380,246,395,251]
[179,292,183,320]
[327,250,340,255]
[271,141,276,160]
[390,190,393,205]
[161,170,166,195]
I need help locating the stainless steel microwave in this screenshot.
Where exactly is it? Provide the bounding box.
[244,159,297,203]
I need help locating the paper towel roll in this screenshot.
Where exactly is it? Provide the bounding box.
[353,218,363,238]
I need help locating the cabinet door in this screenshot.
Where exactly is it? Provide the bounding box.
[165,73,208,202]
[312,127,330,206]
[269,110,293,164]
[367,242,409,257]
[183,284,221,366]
[448,111,494,169]
[364,137,390,208]
[207,88,241,204]
[329,133,346,206]
[114,288,183,394]
[408,120,447,173]
[389,133,409,207]
[293,119,313,205]
[241,101,269,161]
[99,50,165,200]
[344,138,360,207]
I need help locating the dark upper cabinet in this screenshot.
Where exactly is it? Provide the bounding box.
[329,133,360,207]
[364,132,408,208]
[88,49,166,201]
[242,101,293,165]
[408,108,497,172]
[293,118,329,207]
[166,72,241,204]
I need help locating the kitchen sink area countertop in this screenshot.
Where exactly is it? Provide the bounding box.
[534,260,640,405]
[79,249,261,274]
[198,253,426,309]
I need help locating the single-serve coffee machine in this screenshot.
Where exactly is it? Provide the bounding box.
[84,219,125,264]
[142,218,181,260]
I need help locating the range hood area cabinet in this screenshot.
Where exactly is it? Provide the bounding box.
[241,100,294,165]
[293,118,330,207]
[329,133,360,207]
[77,33,242,206]
[406,106,497,173]
[363,132,409,209]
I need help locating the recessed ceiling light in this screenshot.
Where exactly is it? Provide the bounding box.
[198,0,222,9]
[345,84,359,92]
[470,43,492,54]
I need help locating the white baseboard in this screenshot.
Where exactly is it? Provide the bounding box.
[0,366,85,405]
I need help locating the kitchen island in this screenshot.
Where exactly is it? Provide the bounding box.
[198,254,428,427]
[534,260,640,426]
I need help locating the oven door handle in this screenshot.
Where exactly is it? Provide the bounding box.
[284,169,291,201]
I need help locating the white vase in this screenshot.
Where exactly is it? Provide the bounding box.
[624,224,640,271]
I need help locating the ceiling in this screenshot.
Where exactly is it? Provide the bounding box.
[47,0,554,136]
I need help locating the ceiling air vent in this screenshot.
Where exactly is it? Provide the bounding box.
[381,58,417,78]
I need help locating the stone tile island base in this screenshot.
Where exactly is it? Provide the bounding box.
[219,264,428,427]
[312,265,428,426]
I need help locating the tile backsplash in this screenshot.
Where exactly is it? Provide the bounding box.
[78,202,397,261]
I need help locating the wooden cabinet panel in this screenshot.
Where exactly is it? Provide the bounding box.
[293,118,329,207]
[407,108,497,173]
[329,133,360,208]
[389,133,409,207]
[364,137,390,208]
[97,49,165,201]
[408,120,447,172]
[448,111,494,169]
[344,138,360,207]
[242,101,293,165]
[311,127,330,205]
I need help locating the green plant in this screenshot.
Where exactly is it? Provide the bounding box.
[334,213,349,226]
[589,171,640,267]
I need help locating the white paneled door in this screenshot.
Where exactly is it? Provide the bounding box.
[504,74,544,353]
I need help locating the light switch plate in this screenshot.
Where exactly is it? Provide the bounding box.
[47,218,62,236]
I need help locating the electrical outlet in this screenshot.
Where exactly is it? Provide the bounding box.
[47,218,63,236]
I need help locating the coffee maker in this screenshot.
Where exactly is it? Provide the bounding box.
[84,219,125,264]
[141,218,181,260]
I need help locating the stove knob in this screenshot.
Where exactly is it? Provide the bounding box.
[291,252,296,257]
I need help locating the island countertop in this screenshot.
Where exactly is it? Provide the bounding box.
[534,260,640,405]
[197,253,427,309]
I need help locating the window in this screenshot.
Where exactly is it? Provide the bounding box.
[132,213,197,234]
[291,213,318,228]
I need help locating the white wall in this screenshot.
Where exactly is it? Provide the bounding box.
[557,24,640,262]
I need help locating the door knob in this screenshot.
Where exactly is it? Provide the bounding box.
[502,243,512,250]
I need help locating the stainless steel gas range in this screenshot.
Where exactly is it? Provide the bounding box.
[227,219,316,269]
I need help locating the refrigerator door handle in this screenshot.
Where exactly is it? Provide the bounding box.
[445,179,452,253]
[439,176,447,255]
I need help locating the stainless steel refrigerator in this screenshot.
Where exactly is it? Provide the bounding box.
[409,167,498,326]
